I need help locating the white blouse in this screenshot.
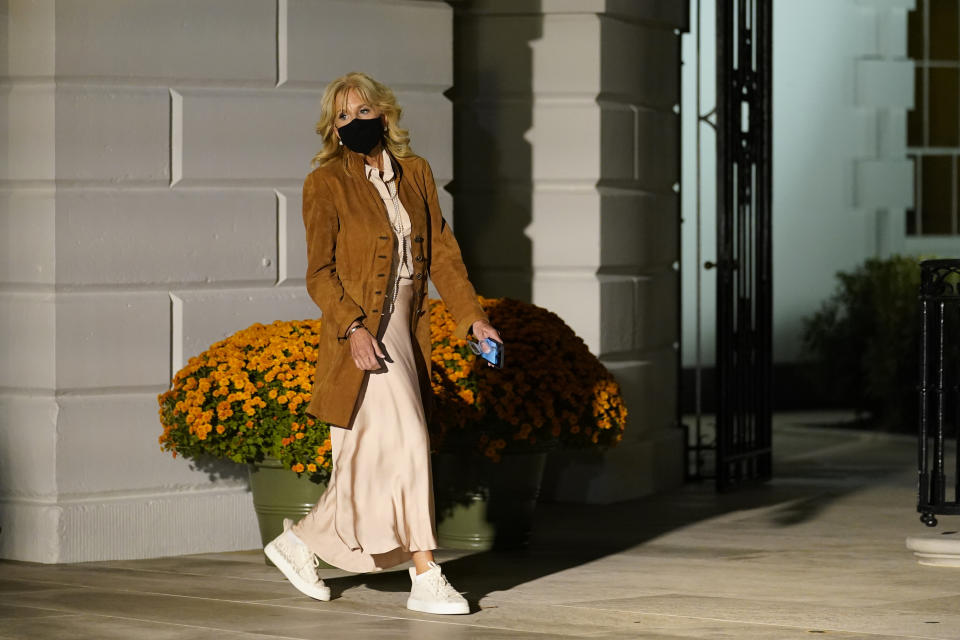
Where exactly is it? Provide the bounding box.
[364,150,413,282]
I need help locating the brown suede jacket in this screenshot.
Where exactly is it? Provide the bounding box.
[302,150,488,428]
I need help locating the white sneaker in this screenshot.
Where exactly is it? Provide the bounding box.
[406,562,469,614]
[264,518,331,601]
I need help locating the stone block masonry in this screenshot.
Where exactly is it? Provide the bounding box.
[453,0,688,502]
[0,0,454,562]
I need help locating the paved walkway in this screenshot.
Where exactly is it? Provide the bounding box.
[2,413,960,639]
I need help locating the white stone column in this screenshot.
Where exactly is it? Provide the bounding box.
[453,0,687,502]
[2,0,63,564]
[853,0,915,256]
[0,0,454,563]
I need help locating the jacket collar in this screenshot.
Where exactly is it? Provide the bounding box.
[342,147,404,183]
[362,149,395,182]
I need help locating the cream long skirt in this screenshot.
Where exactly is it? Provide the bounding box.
[291,278,438,573]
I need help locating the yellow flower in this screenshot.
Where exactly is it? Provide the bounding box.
[161,302,624,474]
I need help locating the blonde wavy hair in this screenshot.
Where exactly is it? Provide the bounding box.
[312,72,413,168]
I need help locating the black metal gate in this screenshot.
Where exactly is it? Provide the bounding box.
[917,260,960,526]
[713,0,773,490]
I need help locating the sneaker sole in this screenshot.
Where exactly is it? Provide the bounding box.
[264,542,331,602]
[406,597,469,615]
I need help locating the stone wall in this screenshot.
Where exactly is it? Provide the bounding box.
[452,0,688,502]
[0,0,454,563]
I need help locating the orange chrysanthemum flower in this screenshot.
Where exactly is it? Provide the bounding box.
[158,298,626,475]
[157,319,332,483]
[428,297,627,459]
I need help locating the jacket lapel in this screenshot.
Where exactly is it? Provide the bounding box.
[395,156,427,244]
[342,151,426,263]
[343,152,394,237]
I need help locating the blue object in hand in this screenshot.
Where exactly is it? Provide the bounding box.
[467,337,504,369]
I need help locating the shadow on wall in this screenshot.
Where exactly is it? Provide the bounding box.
[449,2,541,302]
[182,455,251,484]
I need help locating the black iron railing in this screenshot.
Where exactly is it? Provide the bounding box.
[918,259,960,526]
[712,0,774,490]
[685,0,774,487]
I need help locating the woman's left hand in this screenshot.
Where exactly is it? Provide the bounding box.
[471,320,503,361]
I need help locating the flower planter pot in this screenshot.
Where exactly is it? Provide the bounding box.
[248,456,329,567]
[432,450,548,551]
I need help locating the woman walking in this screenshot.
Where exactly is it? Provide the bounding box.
[264,71,502,615]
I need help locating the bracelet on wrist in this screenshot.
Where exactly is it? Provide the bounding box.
[346,323,365,338]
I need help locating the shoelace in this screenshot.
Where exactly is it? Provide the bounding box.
[423,570,460,599]
[279,537,321,583]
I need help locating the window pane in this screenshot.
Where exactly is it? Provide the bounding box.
[928,67,959,147]
[930,0,959,61]
[909,66,925,147]
[920,155,954,234]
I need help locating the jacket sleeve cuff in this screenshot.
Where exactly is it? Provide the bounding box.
[453,309,488,341]
[336,310,366,342]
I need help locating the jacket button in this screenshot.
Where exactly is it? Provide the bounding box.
[372,309,379,313]
[375,290,382,295]
[377,273,385,277]
[415,273,423,280]
[378,255,387,259]
[414,236,423,242]
[415,256,424,262]
[379,235,389,240]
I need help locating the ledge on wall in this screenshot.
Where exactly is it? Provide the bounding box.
[0,484,261,564]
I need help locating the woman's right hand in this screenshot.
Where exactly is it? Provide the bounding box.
[348,321,385,370]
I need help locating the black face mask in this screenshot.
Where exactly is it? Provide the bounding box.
[337,117,384,155]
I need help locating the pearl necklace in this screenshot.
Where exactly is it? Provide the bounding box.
[385,179,409,314]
